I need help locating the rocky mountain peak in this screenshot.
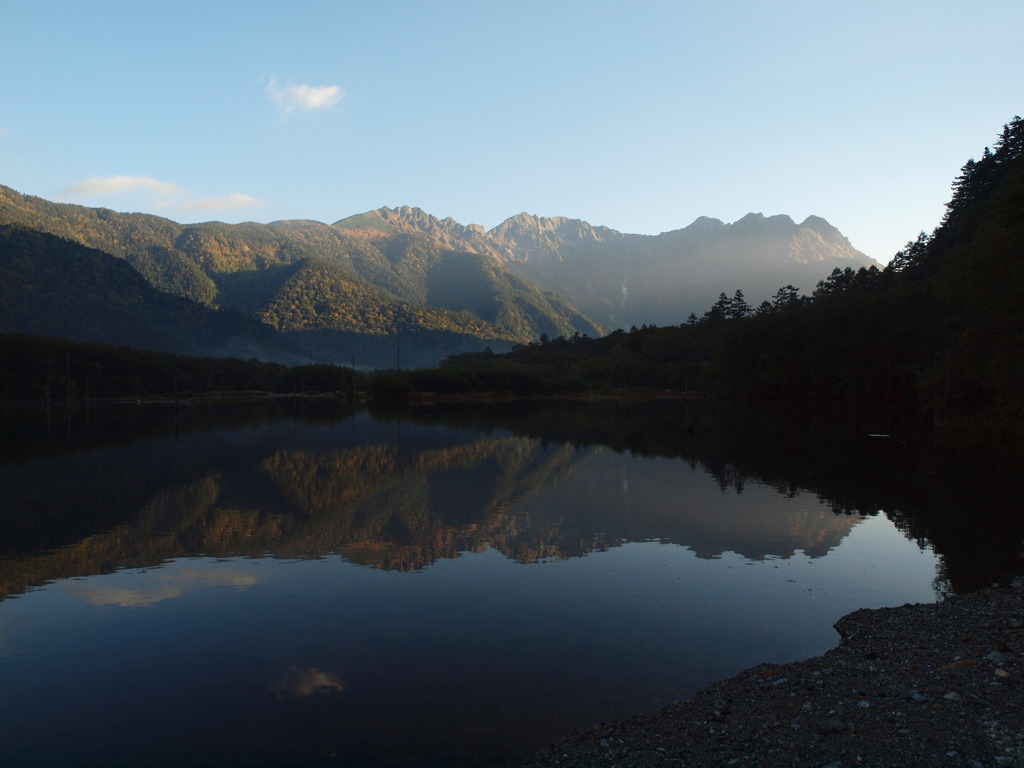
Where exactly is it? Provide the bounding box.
[488,212,617,249]
[685,216,726,230]
[334,206,495,255]
[799,215,849,245]
[732,212,797,231]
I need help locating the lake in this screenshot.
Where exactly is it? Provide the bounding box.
[0,398,1020,767]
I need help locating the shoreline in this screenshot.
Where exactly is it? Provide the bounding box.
[518,583,1024,767]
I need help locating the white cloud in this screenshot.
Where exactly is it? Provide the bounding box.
[174,193,263,212]
[63,175,182,198]
[61,175,262,216]
[266,78,343,113]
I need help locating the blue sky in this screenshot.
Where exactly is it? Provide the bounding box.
[1,0,1021,264]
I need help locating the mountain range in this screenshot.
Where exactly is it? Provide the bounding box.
[337,206,877,328]
[0,183,877,366]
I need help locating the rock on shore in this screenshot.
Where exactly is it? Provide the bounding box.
[519,584,1024,767]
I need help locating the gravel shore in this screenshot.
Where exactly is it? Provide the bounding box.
[519,583,1024,768]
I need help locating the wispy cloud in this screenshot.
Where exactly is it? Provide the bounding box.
[61,175,262,215]
[266,78,343,113]
[174,193,263,212]
[63,175,182,198]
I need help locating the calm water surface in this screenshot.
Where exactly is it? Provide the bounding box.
[0,400,1019,767]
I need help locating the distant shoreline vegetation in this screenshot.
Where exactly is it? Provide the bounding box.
[0,330,703,404]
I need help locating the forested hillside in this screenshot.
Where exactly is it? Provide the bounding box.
[0,225,298,362]
[0,188,603,365]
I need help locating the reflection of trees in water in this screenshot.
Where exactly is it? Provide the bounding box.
[0,400,1019,598]
[259,436,586,568]
[0,434,595,594]
[0,435,856,599]
[0,475,222,600]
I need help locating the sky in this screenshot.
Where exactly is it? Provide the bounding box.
[1,1,1021,265]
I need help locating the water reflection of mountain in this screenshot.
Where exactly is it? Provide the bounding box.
[0,399,1019,599]
[391,399,1024,591]
[0,436,856,602]
[503,449,858,560]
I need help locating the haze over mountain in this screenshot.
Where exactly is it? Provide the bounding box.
[336,206,878,328]
[2,182,875,365]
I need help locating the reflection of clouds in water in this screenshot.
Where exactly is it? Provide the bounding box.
[71,567,261,607]
[73,583,185,607]
[272,667,345,699]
